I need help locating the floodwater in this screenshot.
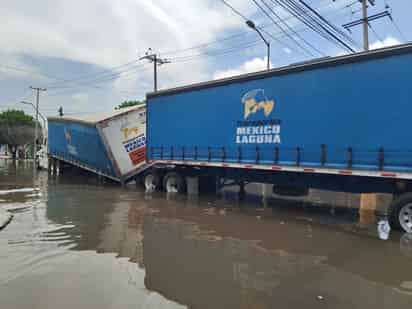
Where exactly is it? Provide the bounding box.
[1,161,412,309]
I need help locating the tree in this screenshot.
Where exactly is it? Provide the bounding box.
[0,109,35,125]
[115,100,145,110]
[0,109,40,159]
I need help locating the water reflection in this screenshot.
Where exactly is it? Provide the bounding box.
[141,195,412,308]
[0,162,412,309]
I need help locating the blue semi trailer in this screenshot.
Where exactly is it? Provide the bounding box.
[48,105,149,183]
[145,43,412,233]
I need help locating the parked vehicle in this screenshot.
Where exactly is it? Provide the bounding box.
[145,43,412,233]
[48,105,149,183]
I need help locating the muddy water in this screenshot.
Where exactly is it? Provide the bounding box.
[0,160,412,309]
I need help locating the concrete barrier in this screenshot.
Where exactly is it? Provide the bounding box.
[0,208,12,229]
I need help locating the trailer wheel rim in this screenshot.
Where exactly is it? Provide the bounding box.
[399,203,412,233]
[144,174,155,191]
[165,176,178,193]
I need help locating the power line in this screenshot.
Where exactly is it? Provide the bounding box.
[369,23,384,44]
[47,59,141,85]
[48,1,354,91]
[271,0,356,52]
[220,0,308,56]
[44,2,354,90]
[170,40,264,62]
[47,62,147,90]
[162,0,347,58]
[0,64,60,81]
[3,0,350,93]
[0,90,32,110]
[45,68,153,97]
[46,63,151,94]
[256,0,325,56]
[298,0,358,50]
[220,0,250,21]
[390,18,407,42]
[2,0,358,102]
[160,31,259,56]
[271,0,347,51]
[299,0,359,47]
[251,0,314,56]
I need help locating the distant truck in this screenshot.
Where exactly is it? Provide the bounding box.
[48,105,149,183]
[145,43,412,233]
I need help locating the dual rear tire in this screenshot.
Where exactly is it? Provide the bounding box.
[142,170,186,193]
[389,193,412,233]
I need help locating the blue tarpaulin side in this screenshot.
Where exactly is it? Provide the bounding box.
[147,48,412,172]
[48,121,117,178]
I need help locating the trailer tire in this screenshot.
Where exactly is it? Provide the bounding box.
[388,193,412,233]
[142,171,161,191]
[163,172,186,193]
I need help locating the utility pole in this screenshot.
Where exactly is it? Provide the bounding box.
[361,0,369,51]
[342,1,392,52]
[140,49,170,92]
[29,86,46,173]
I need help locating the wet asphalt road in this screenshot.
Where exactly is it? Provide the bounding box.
[0,160,412,309]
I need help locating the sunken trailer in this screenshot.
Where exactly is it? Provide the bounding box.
[145,43,412,233]
[48,105,149,183]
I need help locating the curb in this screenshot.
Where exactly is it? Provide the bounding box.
[0,208,13,230]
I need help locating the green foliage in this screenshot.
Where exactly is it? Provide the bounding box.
[115,100,145,110]
[0,109,35,126]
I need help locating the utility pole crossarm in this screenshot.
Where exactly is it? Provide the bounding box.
[140,49,170,92]
[341,0,392,51]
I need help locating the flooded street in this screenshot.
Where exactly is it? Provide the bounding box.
[1,161,412,309]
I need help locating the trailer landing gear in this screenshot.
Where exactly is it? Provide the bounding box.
[389,193,412,233]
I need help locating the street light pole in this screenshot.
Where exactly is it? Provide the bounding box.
[29,87,46,172]
[246,20,270,70]
[20,101,47,129]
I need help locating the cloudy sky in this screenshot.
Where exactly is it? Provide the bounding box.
[0,0,409,118]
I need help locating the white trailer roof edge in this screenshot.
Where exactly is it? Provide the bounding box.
[47,104,145,125]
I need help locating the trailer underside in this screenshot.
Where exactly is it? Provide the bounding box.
[150,159,412,194]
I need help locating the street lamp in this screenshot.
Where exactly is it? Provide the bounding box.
[246,20,270,70]
[20,101,46,129]
[20,101,47,161]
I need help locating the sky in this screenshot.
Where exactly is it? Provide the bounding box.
[0,0,410,118]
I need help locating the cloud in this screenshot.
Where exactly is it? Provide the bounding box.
[0,0,246,70]
[213,57,270,79]
[0,53,48,82]
[1,0,264,114]
[370,36,402,50]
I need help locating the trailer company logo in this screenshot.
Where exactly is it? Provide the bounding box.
[121,127,139,139]
[242,89,274,119]
[236,89,281,144]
